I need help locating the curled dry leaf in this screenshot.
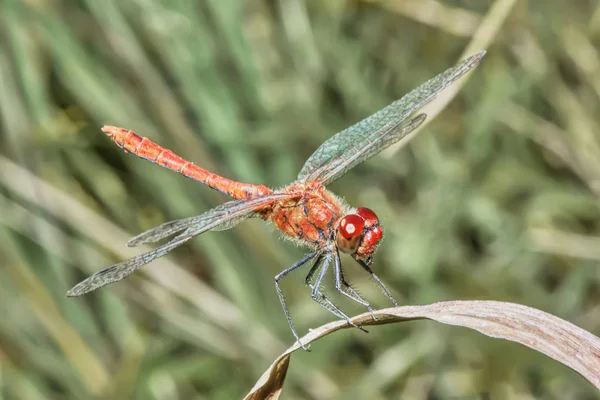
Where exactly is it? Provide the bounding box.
[245,300,600,399]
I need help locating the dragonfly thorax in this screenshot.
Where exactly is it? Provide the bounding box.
[336,207,383,260]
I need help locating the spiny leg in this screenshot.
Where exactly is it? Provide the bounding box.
[275,252,319,350]
[304,254,342,318]
[308,258,350,322]
[355,258,399,307]
[333,252,377,320]
[304,257,321,287]
[306,252,367,332]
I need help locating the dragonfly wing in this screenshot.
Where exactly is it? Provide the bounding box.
[305,113,426,186]
[66,193,290,297]
[127,214,244,247]
[126,195,288,247]
[297,51,485,185]
[127,217,202,247]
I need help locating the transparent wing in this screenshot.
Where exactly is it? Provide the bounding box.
[298,51,485,186]
[66,193,291,297]
[126,197,270,247]
[304,114,426,186]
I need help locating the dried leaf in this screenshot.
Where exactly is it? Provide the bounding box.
[245,301,600,399]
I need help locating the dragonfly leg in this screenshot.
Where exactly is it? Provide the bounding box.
[274,252,319,351]
[333,253,377,320]
[304,258,321,286]
[355,258,399,307]
[307,253,367,333]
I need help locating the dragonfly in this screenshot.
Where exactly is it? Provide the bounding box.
[68,51,485,348]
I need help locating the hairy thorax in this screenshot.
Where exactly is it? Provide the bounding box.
[267,184,349,248]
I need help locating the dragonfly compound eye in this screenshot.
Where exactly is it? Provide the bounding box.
[356,207,378,225]
[336,214,366,254]
[354,207,383,260]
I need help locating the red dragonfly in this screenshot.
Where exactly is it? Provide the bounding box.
[68,52,485,347]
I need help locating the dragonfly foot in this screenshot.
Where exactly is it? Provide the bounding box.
[367,306,379,321]
[348,319,368,333]
[297,339,311,351]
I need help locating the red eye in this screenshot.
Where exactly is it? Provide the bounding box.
[339,214,365,239]
[356,207,378,224]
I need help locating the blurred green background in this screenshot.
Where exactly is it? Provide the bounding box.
[2,0,600,398]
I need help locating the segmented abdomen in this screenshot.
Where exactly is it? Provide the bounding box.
[102,126,271,200]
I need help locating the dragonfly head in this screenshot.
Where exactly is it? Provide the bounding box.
[336,207,383,260]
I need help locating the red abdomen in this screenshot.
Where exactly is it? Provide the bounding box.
[103,126,271,200]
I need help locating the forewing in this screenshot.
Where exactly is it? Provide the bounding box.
[305,113,426,186]
[126,196,281,247]
[297,51,485,184]
[66,193,290,297]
